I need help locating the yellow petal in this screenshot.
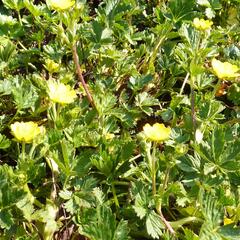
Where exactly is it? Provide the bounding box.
[47,0,75,11]
[143,123,171,142]
[48,80,77,104]
[212,58,239,79]
[193,18,213,31]
[10,121,43,143]
[224,217,234,225]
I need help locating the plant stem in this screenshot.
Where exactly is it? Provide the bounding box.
[51,103,57,127]
[29,144,36,160]
[162,167,170,191]
[156,204,175,235]
[23,183,44,208]
[72,43,95,108]
[170,216,203,229]
[180,72,190,95]
[190,76,196,131]
[17,41,27,50]
[17,11,22,26]
[111,183,119,208]
[156,164,175,234]
[112,181,130,186]
[22,142,26,161]
[152,142,157,196]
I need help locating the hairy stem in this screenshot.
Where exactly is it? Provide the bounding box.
[72,43,95,108]
[157,205,175,235]
[152,142,157,196]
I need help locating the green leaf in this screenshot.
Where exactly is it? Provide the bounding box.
[201,194,223,227]
[91,21,112,44]
[0,38,16,62]
[179,24,200,52]
[166,0,195,22]
[16,195,35,222]
[0,134,11,149]
[63,177,97,214]
[0,79,12,95]
[199,223,222,240]
[227,83,240,105]
[59,190,72,200]
[0,210,14,229]
[183,228,199,240]
[199,192,223,240]
[220,140,240,170]
[2,0,25,11]
[135,92,159,116]
[91,149,115,177]
[23,0,42,18]
[177,154,201,173]
[32,201,58,240]
[209,0,222,9]
[218,224,240,240]
[113,220,130,240]
[198,192,225,239]
[11,77,39,110]
[128,74,153,92]
[80,205,130,240]
[73,125,100,148]
[211,126,225,161]
[193,125,240,173]
[133,205,147,220]
[132,181,151,220]
[146,211,164,239]
[0,165,25,208]
[72,149,93,177]
[198,100,225,122]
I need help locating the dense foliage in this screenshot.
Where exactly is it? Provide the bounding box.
[0,0,240,239]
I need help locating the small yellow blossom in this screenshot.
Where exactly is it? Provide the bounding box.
[105,133,115,140]
[193,18,213,31]
[44,59,60,73]
[48,80,77,104]
[212,58,239,79]
[47,0,75,11]
[10,121,44,143]
[224,216,234,225]
[143,123,171,142]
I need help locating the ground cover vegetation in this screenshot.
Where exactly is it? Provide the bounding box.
[0,0,240,239]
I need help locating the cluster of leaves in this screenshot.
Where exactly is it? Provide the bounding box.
[0,0,240,239]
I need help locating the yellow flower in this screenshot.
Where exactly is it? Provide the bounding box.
[193,18,213,31]
[10,121,44,143]
[224,216,234,225]
[44,59,60,73]
[212,58,239,79]
[143,123,171,142]
[47,0,75,11]
[105,133,115,140]
[48,80,77,104]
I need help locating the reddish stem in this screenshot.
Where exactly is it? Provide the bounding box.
[72,43,95,108]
